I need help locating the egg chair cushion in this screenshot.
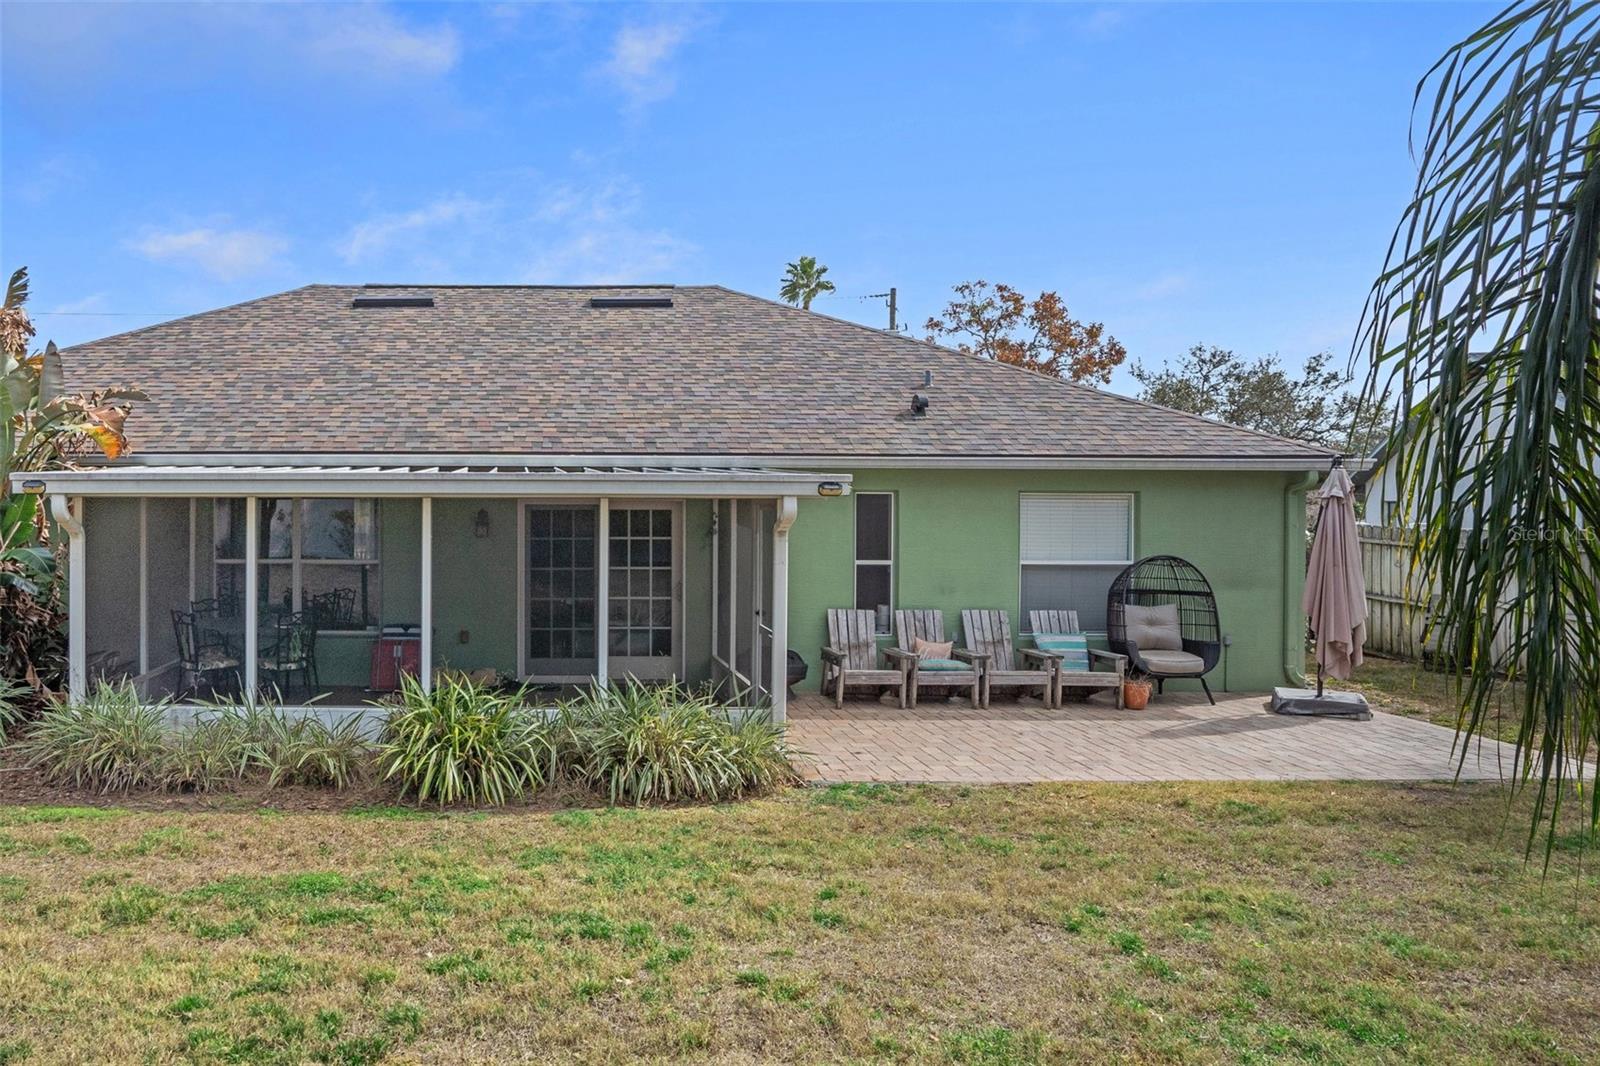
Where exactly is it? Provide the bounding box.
[1123,603,1183,651]
[1137,649,1207,674]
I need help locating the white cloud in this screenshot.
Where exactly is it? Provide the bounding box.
[1080,6,1128,36]
[333,174,697,283]
[12,154,88,205]
[524,227,696,285]
[300,5,460,80]
[598,20,695,107]
[338,195,490,263]
[129,227,290,280]
[1135,272,1193,300]
[46,293,110,315]
[1,2,460,105]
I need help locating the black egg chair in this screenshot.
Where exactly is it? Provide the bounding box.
[1106,555,1222,704]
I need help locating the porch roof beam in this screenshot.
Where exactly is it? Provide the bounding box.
[9,466,852,499]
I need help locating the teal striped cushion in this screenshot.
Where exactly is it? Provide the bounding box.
[917,658,967,671]
[1034,633,1090,672]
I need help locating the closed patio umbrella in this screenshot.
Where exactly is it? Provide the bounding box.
[1271,461,1373,718]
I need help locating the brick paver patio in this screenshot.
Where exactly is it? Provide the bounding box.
[788,690,1527,784]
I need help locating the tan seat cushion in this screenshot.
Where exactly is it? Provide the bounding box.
[912,637,953,660]
[1137,649,1205,673]
[1124,603,1183,651]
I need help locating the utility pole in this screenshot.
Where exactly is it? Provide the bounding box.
[866,287,898,331]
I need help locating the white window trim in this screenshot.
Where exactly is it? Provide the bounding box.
[214,497,382,632]
[853,491,895,634]
[1017,492,1136,633]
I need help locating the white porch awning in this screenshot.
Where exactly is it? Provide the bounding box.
[9,464,852,499]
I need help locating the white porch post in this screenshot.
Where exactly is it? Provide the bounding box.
[596,498,609,689]
[51,496,87,702]
[420,497,433,693]
[244,496,259,699]
[770,496,796,724]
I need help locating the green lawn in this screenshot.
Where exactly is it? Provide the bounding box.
[0,782,1596,1064]
[1320,653,1530,744]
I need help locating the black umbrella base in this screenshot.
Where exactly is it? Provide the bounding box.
[1270,687,1373,720]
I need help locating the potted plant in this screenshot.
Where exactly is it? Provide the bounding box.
[1122,671,1153,710]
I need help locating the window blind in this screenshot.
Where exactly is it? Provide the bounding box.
[1019,494,1132,563]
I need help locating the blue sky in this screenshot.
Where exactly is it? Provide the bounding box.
[2,1,1494,393]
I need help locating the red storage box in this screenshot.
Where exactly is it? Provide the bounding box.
[370,626,421,692]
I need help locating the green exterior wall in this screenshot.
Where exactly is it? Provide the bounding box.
[433,498,520,677]
[785,469,1311,694]
[372,471,1307,694]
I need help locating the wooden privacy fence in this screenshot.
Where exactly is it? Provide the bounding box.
[1356,524,1521,665]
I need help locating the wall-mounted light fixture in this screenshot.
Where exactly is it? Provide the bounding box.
[817,482,845,497]
[473,508,491,538]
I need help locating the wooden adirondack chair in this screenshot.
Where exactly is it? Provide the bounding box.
[820,609,913,708]
[960,609,1055,708]
[893,609,981,708]
[1028,610,1127,708]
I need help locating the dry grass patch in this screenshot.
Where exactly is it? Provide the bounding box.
[0,781,1595,1063]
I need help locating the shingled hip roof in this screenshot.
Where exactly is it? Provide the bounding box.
[58,284,1335,467]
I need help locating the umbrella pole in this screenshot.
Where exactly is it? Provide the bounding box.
[1316,661,1325,698]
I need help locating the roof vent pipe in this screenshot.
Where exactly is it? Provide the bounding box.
[910,393,930,416]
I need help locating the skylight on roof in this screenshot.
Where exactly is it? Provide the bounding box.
[589,295,673,309]
[352,294,434,308]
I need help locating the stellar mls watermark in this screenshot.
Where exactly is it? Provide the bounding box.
[1505,525,1596,545]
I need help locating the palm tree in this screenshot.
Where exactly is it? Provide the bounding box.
[779,256,836,310]
[1358,0,1599,857]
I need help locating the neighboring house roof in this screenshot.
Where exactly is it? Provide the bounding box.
[61,284,1334,465]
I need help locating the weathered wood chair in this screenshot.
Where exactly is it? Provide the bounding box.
[960,609,1056,708]
[820,609,913,709]
[1028,610,1127,708]
[893,609,981,708]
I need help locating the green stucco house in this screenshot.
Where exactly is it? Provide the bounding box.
[12,284,1332,719]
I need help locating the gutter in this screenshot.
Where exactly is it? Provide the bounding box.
[117,452,1336,472]
[1282,471,1319,686]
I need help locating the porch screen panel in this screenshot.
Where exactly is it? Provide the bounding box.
[83,497,140,686]
[146,498,192,670]
[713,500,738,691]
[1019,494,1133,632]
[757,501,776,701]
[734,500,757,688]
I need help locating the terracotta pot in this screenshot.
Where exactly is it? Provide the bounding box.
[1123,679,1152,710]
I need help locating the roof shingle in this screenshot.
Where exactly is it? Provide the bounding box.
[60,284,1332,462]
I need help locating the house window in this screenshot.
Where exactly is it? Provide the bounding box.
[213,498,379,631]
[854,492,894,633]
[1019,493,1133,632]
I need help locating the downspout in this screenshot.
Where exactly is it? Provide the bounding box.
[1282,471,1319,686]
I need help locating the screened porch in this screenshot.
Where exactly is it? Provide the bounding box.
[17,464,852,723]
